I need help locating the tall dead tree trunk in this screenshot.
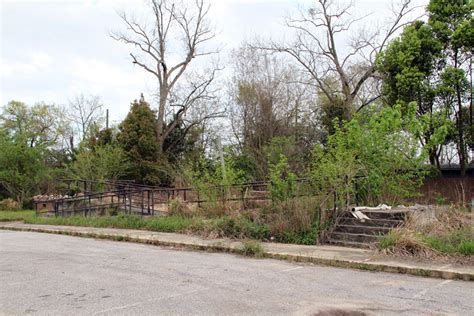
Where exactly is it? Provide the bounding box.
[112,0,219,152]
[256,0,418,118]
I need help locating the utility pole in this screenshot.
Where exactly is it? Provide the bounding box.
[106,109,109,129]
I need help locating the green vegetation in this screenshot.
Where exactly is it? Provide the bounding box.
[69,145,130,183]
[117,95,168,185]
[379,209,473,257]
[25,214,194,233]
[380,229,474,257]
[15,207,323,245]
[310,104,435,206]
[238,240,264,257]
[377,0,473,175]
[0,0,471,253]
[268,154,297,203]
[0,131,51,207]
[423,229,474,256]
[0,210,36,222]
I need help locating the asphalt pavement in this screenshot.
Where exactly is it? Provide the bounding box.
[0,230,472,315]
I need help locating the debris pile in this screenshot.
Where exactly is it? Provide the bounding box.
[32,194,70,202]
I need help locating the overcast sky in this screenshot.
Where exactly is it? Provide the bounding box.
[1,0,427,124]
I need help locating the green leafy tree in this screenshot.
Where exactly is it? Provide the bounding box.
[117,95,166,185]
[377,21,447,168]
[429,0,473,175]
[378,0,473,175]
[0,134,51,207]
[1,100,69,148]
[162,117,200,163]
[310,103,443,206]
[69,145,130,183]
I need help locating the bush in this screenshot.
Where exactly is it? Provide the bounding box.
[261,196,323,244]
[168,198,193,218]
[268,154,297,203]
[458,240,474,256]
[310,104,436,206]
[379,231,400,250]
[238,240,264,257]
[0,198,22,211]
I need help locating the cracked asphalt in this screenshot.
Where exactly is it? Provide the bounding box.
[0,230,472,315]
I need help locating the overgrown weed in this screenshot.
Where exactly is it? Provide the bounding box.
[379,207,473,260]
[238,239,264,257]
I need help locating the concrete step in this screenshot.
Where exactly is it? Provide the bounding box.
[340,210,407,221]
[330,232,382,243]
[355,210,407,220]
[338,217,403,228]
[326,239,372,249]
[333,224,391,235]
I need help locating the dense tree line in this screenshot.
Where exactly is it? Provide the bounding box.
[0,0,472,207]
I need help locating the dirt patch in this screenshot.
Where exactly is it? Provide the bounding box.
[313,309,367,316]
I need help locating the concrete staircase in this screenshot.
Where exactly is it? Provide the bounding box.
[326,209,408,249]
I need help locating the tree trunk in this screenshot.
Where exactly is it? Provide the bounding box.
[455,51,466,178]
[157,85,168,152]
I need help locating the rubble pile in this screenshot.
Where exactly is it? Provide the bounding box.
[32,194,70,202]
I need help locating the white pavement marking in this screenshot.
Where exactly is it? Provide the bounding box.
[92,287,210,315]
[279,266,304,273]
[413,280,452,299]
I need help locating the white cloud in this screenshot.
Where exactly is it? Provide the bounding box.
[68,56,144,88]
[1,52,53,77]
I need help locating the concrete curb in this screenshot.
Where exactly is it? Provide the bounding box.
[1,224,472,282]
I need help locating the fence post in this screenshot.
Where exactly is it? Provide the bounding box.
[141,190,144,216]
[128,191,132,214]
[147,190,150,215]
[151,190,155,216]
[89,194,91,216]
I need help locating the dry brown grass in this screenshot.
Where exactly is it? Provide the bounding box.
[380,206,473,263]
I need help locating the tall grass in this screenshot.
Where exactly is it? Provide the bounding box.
[379,209,474,257]
[0,210,36,222]
[25,214,194,233]
[8,192,328,246]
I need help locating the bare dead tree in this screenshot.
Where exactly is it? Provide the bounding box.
[254,0,420,116]
[228,46,320,176]
[68,93,104,143]
[111,0,219,152]
[164,66,226,152]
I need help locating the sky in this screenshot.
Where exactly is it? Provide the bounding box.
[0,0,428,125]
